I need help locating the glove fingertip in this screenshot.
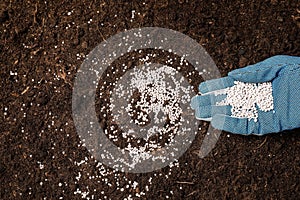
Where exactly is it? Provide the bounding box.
[199,77,235,94]
[211,114,249,135]
[190,95,200,109]
[211,114,227,131]
[198,82,209,94]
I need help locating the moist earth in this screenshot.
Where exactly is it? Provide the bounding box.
[1,0,300,199]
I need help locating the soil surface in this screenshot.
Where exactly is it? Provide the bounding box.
[1,0,300,199]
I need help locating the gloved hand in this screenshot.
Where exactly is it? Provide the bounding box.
[190,55,300,135]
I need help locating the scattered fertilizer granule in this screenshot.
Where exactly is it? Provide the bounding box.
[216,81,274,122]
[109,64,194,170]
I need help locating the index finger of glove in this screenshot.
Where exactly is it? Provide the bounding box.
[199,77,235,94]
[190,93,227,109]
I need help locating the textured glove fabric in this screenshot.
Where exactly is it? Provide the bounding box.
[190,55,300,135]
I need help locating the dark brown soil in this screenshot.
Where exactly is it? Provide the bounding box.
[1,0,299,199]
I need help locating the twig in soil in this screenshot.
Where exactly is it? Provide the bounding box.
[255,136,268,149]
[192,150,203,158]
[186,190,198,197]
[33,3,38,24]
[21,86,30,95]
[96,27,107,42]
[176,181,194,185]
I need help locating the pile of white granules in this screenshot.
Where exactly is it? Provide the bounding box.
[110,64,193,169]
[216,81,274,122]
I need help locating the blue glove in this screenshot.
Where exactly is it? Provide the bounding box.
[190,55,300,135]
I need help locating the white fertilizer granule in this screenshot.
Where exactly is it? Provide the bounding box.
[216,81,274,122]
